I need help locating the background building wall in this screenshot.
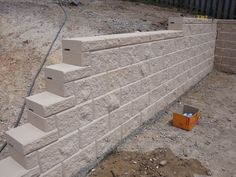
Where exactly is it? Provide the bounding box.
[215,20,236,74]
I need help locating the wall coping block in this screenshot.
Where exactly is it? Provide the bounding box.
[63,30,184,52]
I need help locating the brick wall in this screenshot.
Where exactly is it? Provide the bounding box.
[0,17,217,177]
[215,20,236,74]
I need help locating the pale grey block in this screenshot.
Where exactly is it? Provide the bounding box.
[5,123,58,155]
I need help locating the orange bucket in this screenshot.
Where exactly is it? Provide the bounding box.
[172,105,200,131]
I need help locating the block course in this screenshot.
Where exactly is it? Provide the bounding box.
[0,17,217,177]
[215,20,236,74]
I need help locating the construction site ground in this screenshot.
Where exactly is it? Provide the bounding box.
[0,1,236,177]
[88,71,236,177]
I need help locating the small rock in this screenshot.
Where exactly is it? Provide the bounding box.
[207,170,212,176]
[159,160,167,166]
[156,166,159,169]
[132,160,137,164]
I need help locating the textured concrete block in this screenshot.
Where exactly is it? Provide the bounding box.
[132,43,154,63]
[168,17,183,30]
[150,40,165,58]
[162,38,178,55]
[132,93,149,116]
[38,130,79,173]
[45,63,91,83]
[217,32,236,41]
[74,78,92,104]
[216,40,236,50]
[62,143,96,177]
[26,92,76,117]
[0,157,40,177]
[76,101,94,128]
[220,56,236,66]
[62,39,90,66]
[64,31,183,52]
[9,146,38,169]
[27,109,56,132]
[46,80,74,97]
[119,46,134,67]
[96,127,122,159]
[120,80,142,105]
[149,84,167,105]
[149,70,167,90]
[89,73,108,98]
[218,21,236,32]
[215,47,236,58]
[56,106,79,137]
[89,48,120,74]
[131,61,150,81]
[109,103,132,130]
[107,67,133,90]
[121,114,141,139]
[183,24,214,35]
[79,115,109,148]
[141,103,157,123]
[94,90,120,118]
[6,123,58,155]
[149,55,167,74]
[107,61,149,91]
[215,63,236,74]
[56,101,93,137]
[140,77,151,95]
[40,164,62,177]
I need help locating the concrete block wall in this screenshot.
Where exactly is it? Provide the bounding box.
[215,20,236,74]
[0,17,217,177]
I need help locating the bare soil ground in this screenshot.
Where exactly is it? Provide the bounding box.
[0,0,186,158]
[89,148,211,177]
[88,71,236,177]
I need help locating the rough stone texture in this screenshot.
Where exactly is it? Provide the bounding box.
[110,103,132,130]
[38,130,79,173]
[96,127,122,159]
[121,114,141,139]
[62,143,96,177]
[89,73,109,98]
[0,17,217,177]
[79,115,109,148]
[94,90,120,118]
[55,101,93,137]
[74,78,92,104]
[215,20,236,74]
[40,164,63,177]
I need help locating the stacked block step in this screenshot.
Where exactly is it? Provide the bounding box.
[0,91,76,176]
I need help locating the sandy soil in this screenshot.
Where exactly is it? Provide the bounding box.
[88,71,236,177]
[89,148,211,177]
[0,0,186,158]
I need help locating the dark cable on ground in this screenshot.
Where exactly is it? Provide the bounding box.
[0,0,67,153]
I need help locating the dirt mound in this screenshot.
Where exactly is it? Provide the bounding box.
[89,148,210,177]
